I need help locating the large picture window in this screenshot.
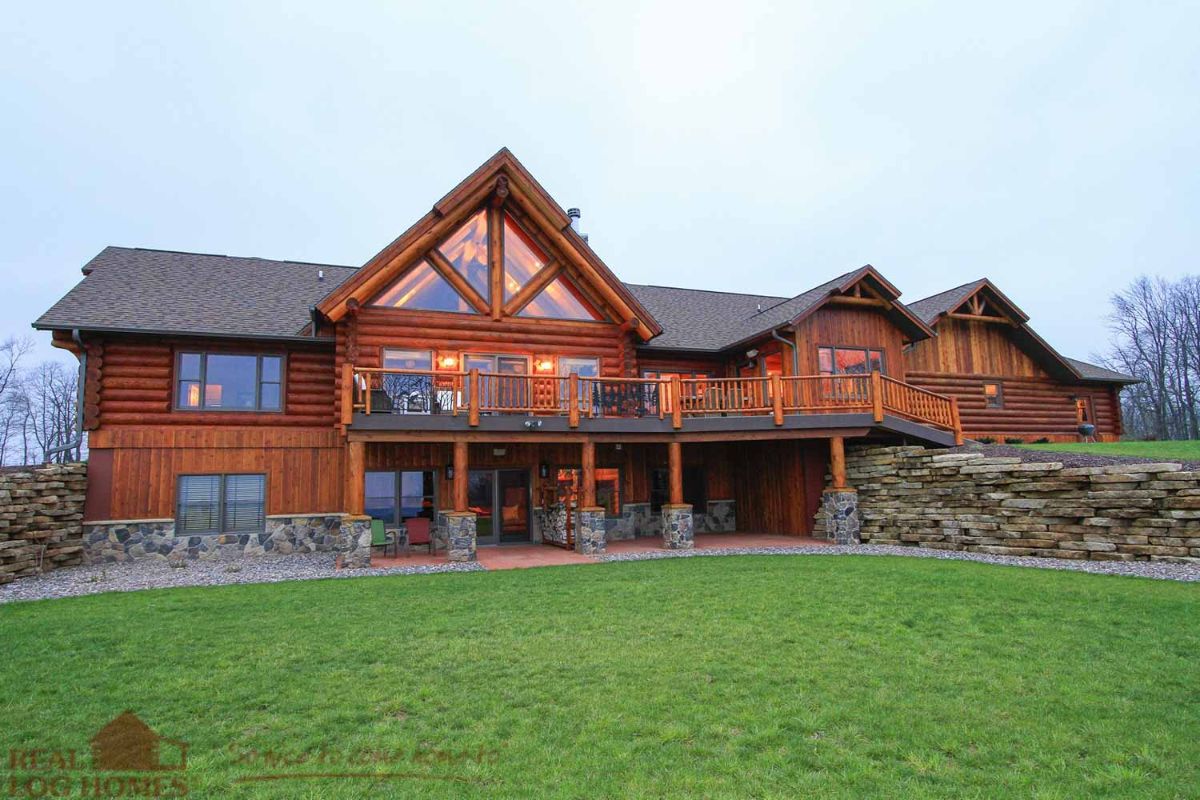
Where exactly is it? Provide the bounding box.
[365,470,437,526]
[176,353,282,411]
[817,346,885,376]
[176,473,265,535]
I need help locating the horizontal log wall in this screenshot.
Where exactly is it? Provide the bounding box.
[907,373,1121,440]
[96,335,337,427]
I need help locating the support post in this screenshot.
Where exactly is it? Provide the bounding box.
[771,373,784,426]
[581,438,596,508]
[829,435,846,490]
[668,440,683,505]
[871,370,884,423]
[340,363,354,426]
[468,368,481,427]
[346,440,365,516]
[453,439,469,512]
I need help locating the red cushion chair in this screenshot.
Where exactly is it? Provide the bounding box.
[404,517,433,556]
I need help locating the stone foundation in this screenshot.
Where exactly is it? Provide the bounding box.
[661,504,695,550]
[83,514,344,564]
[0,463,87,584]
[575,507,607,555]
[847,445,1200,562]
[335,515,373,569]
[444,511,477,562]
[822,489,861,544]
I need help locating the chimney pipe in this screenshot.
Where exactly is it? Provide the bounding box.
[567,207,582,234]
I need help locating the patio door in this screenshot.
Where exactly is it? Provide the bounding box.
[468,469,531,545]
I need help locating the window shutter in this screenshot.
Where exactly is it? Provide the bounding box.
[223,474,266,532]
[177,475,220,534]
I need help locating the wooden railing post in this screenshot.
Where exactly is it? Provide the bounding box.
[870,370,884,423]
[568,373,580,428]
[670,375,683,430]
[364,372,372,415]
[950,397,964,445]
[771,374,784,426]
[468,368,481,427]
[340,363,353,427]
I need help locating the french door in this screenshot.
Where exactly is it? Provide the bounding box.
[467,469,531,545]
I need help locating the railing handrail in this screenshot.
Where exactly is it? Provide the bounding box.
[348,365,962,440]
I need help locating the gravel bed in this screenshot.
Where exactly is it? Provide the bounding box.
[950,443,1200,471]
[0,554,485,604]
[3,543,1197,604]
[597,543,1200,582]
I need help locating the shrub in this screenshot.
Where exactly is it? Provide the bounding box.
[977,436,997,444]
[1034,437,1051,444]
[1004,437,1025,444]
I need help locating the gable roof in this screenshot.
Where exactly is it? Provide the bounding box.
[34,247,356,341]
[315,148,662,340]
[909,281,1137,384]
[628,266,934,352]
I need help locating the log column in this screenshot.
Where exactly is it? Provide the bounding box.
[576,438,606,554]
[338,439,372,568]
[346,440,365,516]
[444,438,477,562]
[661,440,693,550]
[822,435,860,544]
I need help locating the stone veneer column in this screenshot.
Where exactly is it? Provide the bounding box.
[336,515,373,568]
[575,507,607,555]
[822,489,861,544]
[661,503,694,550]
[443,511,477,563]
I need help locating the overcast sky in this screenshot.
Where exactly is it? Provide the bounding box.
[3,1,1197,366]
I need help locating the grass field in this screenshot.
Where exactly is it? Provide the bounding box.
[1017,440,1200,461]
[2,556,1198,798]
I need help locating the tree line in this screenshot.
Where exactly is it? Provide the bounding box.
[0,338,81,466]
[1101,275,1200,440]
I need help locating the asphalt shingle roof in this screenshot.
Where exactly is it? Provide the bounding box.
[35,247,357,340]
[1065,358,1139,384]
[906,280,988,326]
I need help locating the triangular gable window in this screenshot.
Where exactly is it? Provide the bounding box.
[437,210,490,302]
[371,259,478,313]
[517,274,602,321]
[503,214,547,301]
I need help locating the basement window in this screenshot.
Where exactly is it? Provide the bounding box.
[176,474,265,535]
[983,382,1004,409]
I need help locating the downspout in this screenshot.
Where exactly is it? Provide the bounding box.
[771,328,799,375]
[46,329,85,463]
[310,306,319,338]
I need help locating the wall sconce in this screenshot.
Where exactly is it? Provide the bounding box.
[539,462,550,479]
[534,358,555,373]
[437,354,459,370]
[444,463,455,480]
[745,348,759,359]
[493,447,507,457]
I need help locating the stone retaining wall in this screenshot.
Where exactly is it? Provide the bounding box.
[0,463,87,584]
[83,514,344,564]
[846,445,1200,563]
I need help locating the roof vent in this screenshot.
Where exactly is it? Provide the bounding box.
[318,269,325,282]
[756,302,763,313]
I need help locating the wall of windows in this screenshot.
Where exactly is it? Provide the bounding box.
[176,474,266,535]
[176,353,282,411]
[365,470,437,526]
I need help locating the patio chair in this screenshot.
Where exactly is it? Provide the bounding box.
[370,518,397,557]
[403,517,433,557]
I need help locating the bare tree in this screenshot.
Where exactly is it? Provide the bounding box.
[23,361,80,464]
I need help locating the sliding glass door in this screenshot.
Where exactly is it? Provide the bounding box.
[468,469,531,545]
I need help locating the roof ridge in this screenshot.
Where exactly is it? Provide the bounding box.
[910,278,987,305]
[623,282,788,300]
[121,246,359,271]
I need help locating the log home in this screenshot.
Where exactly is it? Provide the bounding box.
[34,149,1134,565]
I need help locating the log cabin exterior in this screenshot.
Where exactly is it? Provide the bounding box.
[34,149,1134,563]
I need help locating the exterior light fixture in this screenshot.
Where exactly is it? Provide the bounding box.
[539,462,550,478]
[437,354,459,370]
[444,463,455,480]
[746,348,759,359]
[534,358,555,373]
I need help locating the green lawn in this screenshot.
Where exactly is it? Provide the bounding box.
[1017,440,1200,461]
[2,557,1198,799]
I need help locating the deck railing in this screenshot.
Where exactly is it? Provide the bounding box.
[344,365,961,440]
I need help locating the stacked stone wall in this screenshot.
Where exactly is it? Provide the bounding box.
[848,446,1200,562]
[0,463,87,584]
